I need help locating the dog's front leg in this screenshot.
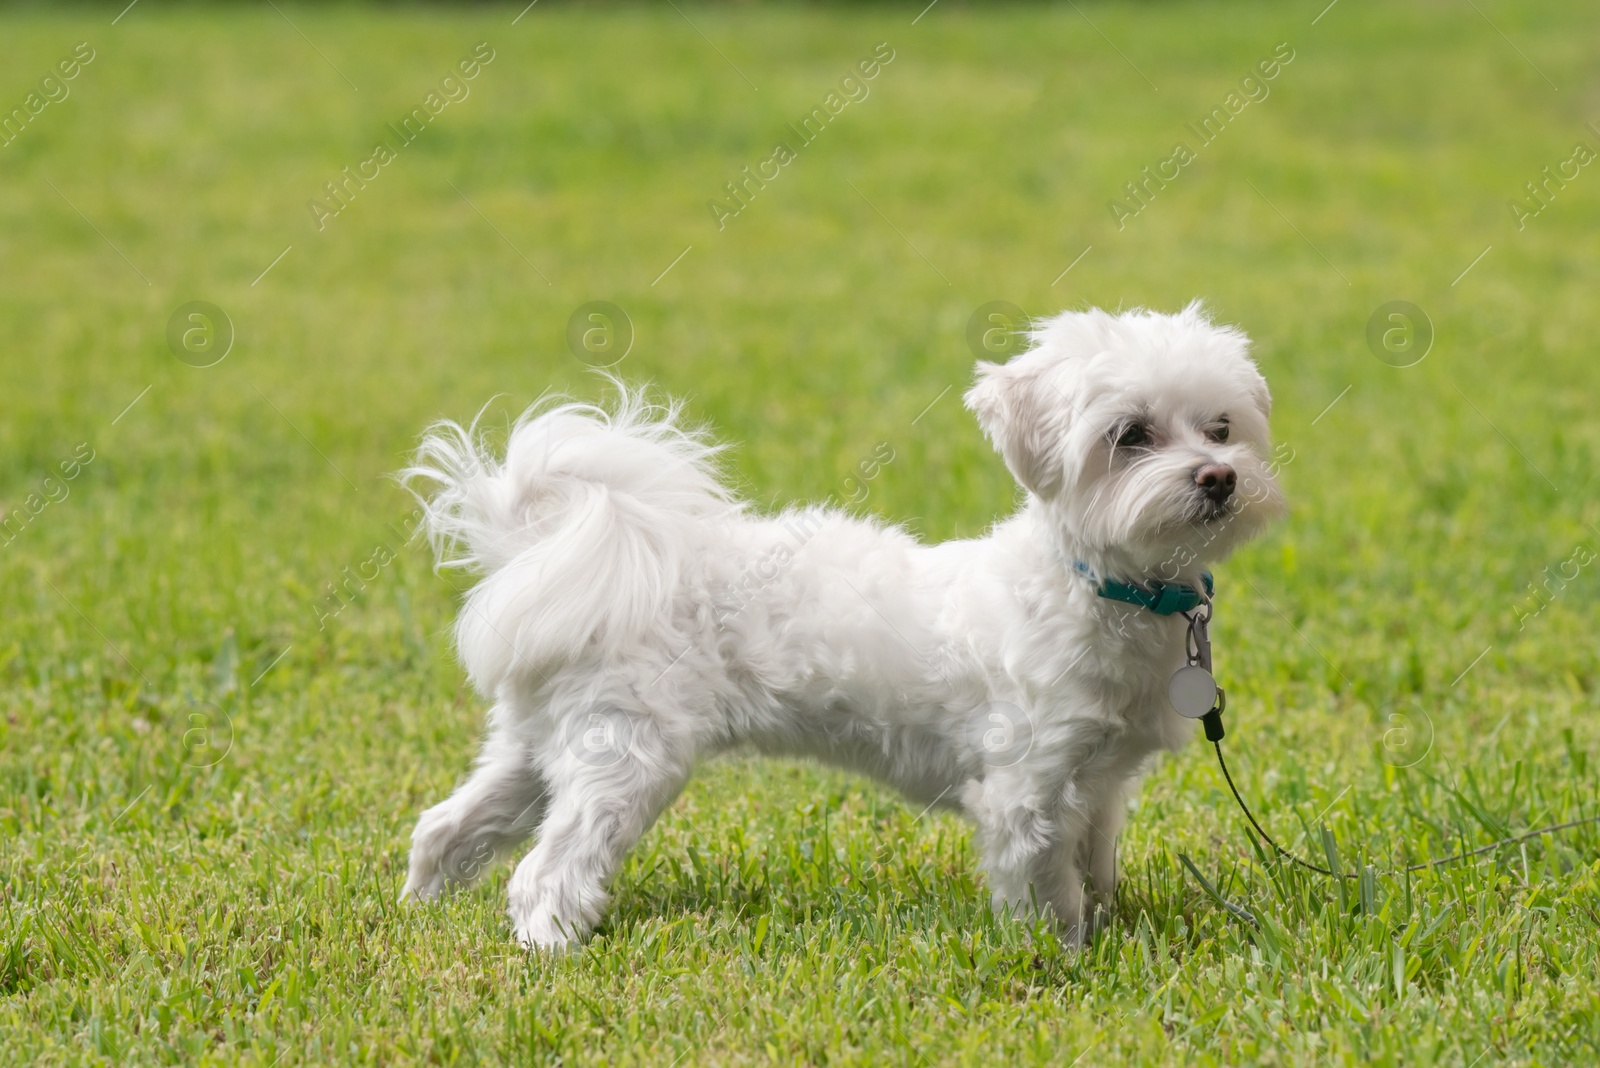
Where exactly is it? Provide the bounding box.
[1036,785,1128,945]
[1083,782,1127,934]
[962,772,1080,936]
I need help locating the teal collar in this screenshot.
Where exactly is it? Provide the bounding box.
[1074,561,1213,616]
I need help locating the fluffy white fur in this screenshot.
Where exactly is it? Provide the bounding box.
[399,303,1285,950]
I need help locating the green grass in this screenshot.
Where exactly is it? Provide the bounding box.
[3,1,1599,1063]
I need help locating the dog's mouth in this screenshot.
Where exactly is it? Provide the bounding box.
[1192,496,1238,524]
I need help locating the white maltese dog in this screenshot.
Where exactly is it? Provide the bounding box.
[400,302,1285,949]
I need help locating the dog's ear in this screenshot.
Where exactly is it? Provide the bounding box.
[964,359,1065,498]
[1247,366,1272,420]
[1186,299,1272,420]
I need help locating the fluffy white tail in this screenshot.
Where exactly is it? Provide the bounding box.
[401,382,738,694]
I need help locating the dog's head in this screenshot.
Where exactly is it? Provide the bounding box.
[964,303,1285,578]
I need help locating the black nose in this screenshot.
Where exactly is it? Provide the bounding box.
[1195,463,1236,503]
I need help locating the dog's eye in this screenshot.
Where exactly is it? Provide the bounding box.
[1207,419,1230,444]
[1114,424,1150,449]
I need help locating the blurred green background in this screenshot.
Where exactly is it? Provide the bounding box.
[1,2,1598,1065]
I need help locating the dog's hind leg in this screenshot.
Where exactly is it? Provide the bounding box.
[507,705,693,951]
[402,717,548,902]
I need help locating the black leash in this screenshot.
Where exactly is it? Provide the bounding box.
[1209,734,1600,879]
[1172,597,1600,906]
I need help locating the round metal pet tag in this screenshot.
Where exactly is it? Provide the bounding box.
[1168,665,1218,719]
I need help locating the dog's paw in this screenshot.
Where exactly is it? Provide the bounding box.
[400,835,456,903]
[511,909,583,952]
[399,867,448,904]
[403,809,503,904]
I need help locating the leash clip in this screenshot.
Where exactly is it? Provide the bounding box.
[1183,600,1213,671]
[1171,599,1227,739]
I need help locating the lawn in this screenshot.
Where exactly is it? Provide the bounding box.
[2,0,1598,1064]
